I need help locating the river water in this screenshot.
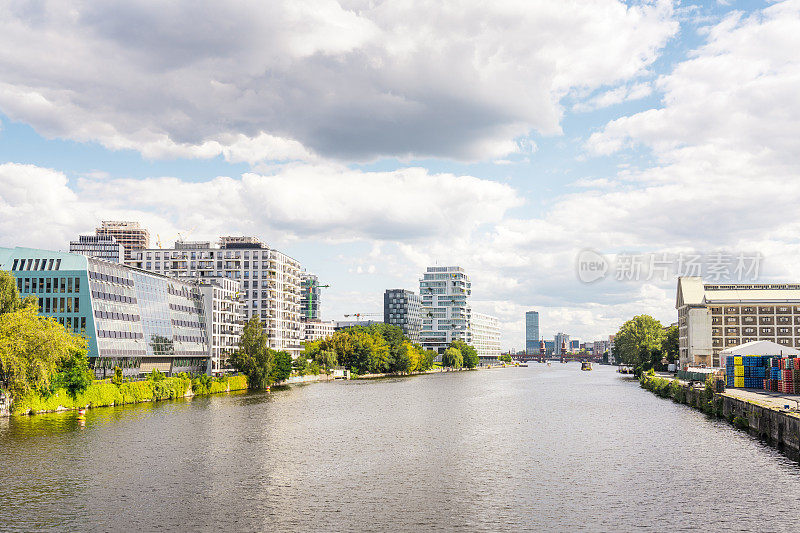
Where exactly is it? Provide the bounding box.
[2,365,800,532]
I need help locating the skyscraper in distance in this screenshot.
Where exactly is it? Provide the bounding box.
[525,310,539,354]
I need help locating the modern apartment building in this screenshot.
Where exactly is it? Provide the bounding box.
[472,312,502,360]
[592,339,610,357]
[676,276,800,368]
[300,273,323,321]
[69,235,124,263]
[302,320,336,342]
[525,310,540,354]
[196,276,243,374]
[95,221,150,262]
[419,266,472,354]
[384,289,422,343]
[128,237,302,356]
[0,247,209,379]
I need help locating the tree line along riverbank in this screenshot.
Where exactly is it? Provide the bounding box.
[2,269,486,416]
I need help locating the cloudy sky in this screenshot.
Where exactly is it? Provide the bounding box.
[1,0,799,350]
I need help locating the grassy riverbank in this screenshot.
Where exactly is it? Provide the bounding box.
[11,374,248,415]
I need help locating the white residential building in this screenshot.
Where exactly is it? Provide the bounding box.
[420,266,472,354]
[472,312,501,360]
[302,320,336,342]
[129,236,302,356]
[676,276,800,368]
[197,276,243,373]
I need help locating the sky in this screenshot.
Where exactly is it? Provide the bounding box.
[1,0,799,351]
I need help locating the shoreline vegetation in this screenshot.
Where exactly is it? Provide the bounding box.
[2,268,491,416]
[639,371,723,417]
[11,372,248,415]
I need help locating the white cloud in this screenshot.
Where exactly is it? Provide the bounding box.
[587,2,800,163]
[572,82,653,112]
[0,0,677,162]
[0,161,522,249]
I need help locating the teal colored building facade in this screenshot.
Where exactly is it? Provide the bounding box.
[0,247,209,378]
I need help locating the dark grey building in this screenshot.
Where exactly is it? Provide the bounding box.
[384,289,422,343]
[69,235,125,264]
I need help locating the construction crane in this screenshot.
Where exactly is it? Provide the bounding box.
[343,313,382,322]
[305,281,330,320]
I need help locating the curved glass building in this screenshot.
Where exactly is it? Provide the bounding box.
[1,247,209,379]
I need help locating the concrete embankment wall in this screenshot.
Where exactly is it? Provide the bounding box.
[720,393,800,457]
[276,373,335,385]
[643,375,800,458]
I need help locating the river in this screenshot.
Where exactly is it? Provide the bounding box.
[2,365,800,531]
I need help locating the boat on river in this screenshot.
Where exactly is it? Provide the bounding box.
[581,362,592,371]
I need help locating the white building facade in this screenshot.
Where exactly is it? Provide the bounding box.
[302,320,336,342]
[129,236,302,356]
[420,266,472,354]
[472,312,501,360]
[197,276,243,373]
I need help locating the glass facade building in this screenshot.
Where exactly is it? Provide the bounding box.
[0,247,209,379]
[525,311,540,354]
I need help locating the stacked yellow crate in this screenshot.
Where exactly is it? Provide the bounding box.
[733,358,744,387]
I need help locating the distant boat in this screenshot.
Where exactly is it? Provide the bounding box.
[581,362,592,371]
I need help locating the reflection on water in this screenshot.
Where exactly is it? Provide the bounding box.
[1,366,799,532]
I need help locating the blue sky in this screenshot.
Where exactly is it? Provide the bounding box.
[1,0,798,349]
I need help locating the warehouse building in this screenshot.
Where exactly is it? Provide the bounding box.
[676,276,800,368]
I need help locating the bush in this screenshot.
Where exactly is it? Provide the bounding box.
[227,375,248,391]
[733,415,750,431]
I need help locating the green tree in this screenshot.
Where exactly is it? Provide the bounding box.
[270,351,293,383]
[450,340,479,368]
[228,317,273,389]
[662,324,679,363]
[317,349,337,371]
[500,354,513,363]
[293,354,308,376]
[614,315,665,375]
[0,295,87,399]
[422,349,437,370]
[56,349,93,398]
[442,347,463,369]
